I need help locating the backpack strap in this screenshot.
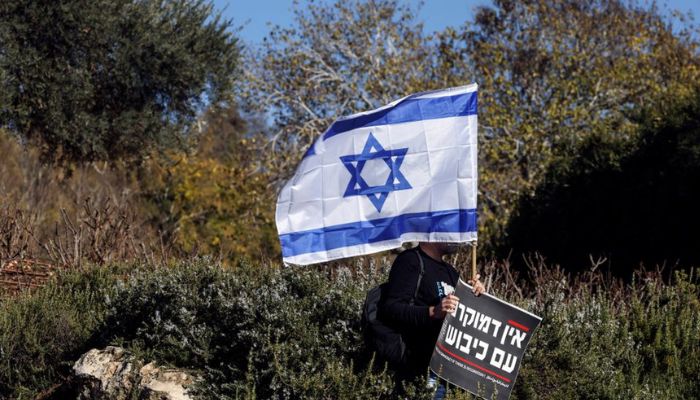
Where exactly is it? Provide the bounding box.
[409,248,425,306]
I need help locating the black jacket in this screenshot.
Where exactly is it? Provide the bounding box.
[380,247,459,377]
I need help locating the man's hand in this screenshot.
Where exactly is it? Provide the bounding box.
[468,274,485,296]
[429,293,460,320]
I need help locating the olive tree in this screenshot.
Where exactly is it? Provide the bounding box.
[0,0,240,163]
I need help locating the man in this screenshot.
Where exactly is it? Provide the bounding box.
[380,242,485,395]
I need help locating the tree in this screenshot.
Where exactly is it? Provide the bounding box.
[243,0,700,254]
[240,0,444,183]
[143,106,279,262]
[506,87,700,271]
[0,0,239,163]
[437,0,700,248]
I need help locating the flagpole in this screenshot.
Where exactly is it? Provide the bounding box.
[471,241,477,281]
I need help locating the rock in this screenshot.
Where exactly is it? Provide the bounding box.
[139,362,194,400]
[68,346,194,400]
[72,346,135,399]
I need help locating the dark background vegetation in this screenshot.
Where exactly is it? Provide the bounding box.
[506,91,700,271]
[0,0,699,398]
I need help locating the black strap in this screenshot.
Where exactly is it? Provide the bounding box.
[409,248,425,305]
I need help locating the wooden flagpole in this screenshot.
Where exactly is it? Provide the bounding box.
[471,241,477,281]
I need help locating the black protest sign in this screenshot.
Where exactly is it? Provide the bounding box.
[430,279,541,400]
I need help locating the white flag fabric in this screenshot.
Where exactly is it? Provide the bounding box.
[276,84,478,265]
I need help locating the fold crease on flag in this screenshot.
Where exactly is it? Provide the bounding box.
[276,84,478,265]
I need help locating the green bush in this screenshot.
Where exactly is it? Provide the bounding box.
[0,267,118,398]
[1,258,698,399]
[96,258,404,399]
[490,266,700,399]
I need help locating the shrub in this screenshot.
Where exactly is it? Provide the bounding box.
[481,261,700,399]
[0,267,118,398]
[96,258,405,399]
[1,257,698,399]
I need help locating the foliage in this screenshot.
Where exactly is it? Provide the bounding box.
[0,267,118,398]
[0,130,170,268]
[0,0,239,164]
[502,265,700,399]
[242,0,700,251]
[239,0,443,182]
[142,107,279,262]
[505,88,700,270]
[95,258,400,399]
[0,114,278,267]
[438,0,700,247]
[1,258,699,399]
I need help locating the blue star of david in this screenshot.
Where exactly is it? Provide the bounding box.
[340,133,411,212]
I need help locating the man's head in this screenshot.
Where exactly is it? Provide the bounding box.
[419,241,462,259]
[439,242,461,255]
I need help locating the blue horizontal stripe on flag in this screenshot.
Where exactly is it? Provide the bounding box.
[280,208,477,258]
[304,90,477,158]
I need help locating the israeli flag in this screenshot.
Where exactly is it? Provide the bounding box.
[276,84,478,265]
